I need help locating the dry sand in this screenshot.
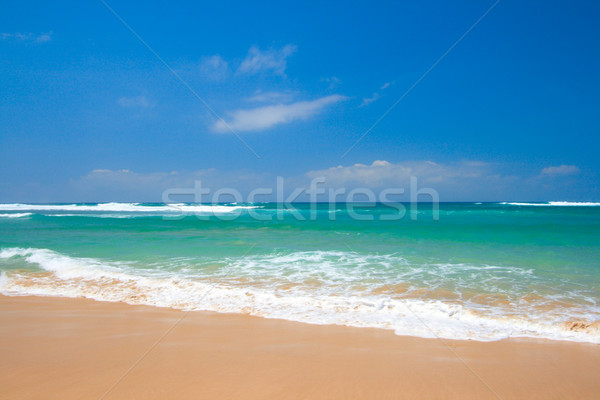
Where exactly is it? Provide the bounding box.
[1,295,599,399]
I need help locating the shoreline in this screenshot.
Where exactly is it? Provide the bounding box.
[1,294,599,399]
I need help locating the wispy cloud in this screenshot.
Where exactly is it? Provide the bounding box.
[1,31,52,44]
[117,96,151,108]
[541,165,580,176]
[199,55,230,81]
[237,44,297,76]
[246,90,296,103]
[322,76,341,89]
[360,93,379,107]
[212,95,346,133]
[360,81,394,107]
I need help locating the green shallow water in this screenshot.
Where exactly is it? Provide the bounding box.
[1,202,599,342]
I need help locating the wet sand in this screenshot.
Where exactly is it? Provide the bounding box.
[1,295,599,399]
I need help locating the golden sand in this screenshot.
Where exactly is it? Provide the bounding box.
[1,295,599,399]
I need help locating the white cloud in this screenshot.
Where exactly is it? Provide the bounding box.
[306,160,500,188]
[322,76,341,89]
[69,168,271,202]
[6,161,591,203]
[117,96,150,108]
[35,32,52,43]
[68,161,512,203]
[237,44,297,76]
[212,95,347,133]
[246,91,296,103]
[360,82,393,107]
[199,55,229,81]
[541,165,580,176]
[1,33,28,40]
[360,93,379,107]
[1,31,52,44]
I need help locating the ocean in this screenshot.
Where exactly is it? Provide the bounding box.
[1,202,599,343]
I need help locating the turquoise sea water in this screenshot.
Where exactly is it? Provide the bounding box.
[1,202,599,342]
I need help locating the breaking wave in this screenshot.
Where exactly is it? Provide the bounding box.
[1,247,598,344]
[0,202,258,215]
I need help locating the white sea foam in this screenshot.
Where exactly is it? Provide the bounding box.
[41,213,151,219]
[0,202,258,214]
[548,202,600,206]
[0,213,32,218]
[500,202,600,206]
[0,247,598,344]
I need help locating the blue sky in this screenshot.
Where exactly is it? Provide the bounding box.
[1,0,599,202]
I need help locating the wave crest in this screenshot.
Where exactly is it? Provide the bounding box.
[0,213,32,218]
[1,247,599,344]
[500,202,600,206]
[0,202,258,214]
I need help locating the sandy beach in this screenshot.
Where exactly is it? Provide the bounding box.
[1,295,599,399]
